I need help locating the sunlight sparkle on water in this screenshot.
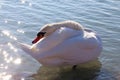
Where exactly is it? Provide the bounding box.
[0,64,5,69]
[5,56,13,64]
[7,42,18,52]
[29,3,32,7]
[4,20,8,24]
[21,0,26,4]
[2,30,17,41]
[21,78,25,80]
[3,51,8,58]
[13,58,22,65]
[2,30,10,36]
[4,66,8,69]
[17,21,21,25]
[0,73,12,80]
[17,29,25,33]
[0,64,4,67]
[10,36,17,41]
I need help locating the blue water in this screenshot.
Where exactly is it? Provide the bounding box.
[0,0,120,80]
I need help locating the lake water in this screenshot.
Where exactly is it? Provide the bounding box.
[0,0,120,80]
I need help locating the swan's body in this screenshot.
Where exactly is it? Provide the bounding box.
[20,21,102,66]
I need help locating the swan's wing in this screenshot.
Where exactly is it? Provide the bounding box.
[18,43,39,59]
[19,43,31,53]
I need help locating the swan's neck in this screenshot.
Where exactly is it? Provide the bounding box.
[52,21,84,31]
[41,21,84,36]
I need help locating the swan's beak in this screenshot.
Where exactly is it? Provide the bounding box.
[32,36,43,44]
[32,32,46,44]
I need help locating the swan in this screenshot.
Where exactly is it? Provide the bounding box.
[20,20,102,67]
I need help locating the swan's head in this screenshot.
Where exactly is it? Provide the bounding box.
[32,24,58,44]
[32,31,46,44]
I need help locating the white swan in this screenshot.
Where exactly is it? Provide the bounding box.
[20,20,102,66]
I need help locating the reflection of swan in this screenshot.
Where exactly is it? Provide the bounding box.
[31,59,102,80]
[20,20,102,66]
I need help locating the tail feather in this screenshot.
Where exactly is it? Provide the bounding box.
[18,43,39,58]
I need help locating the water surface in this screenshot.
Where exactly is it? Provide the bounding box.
[0,0,120,80]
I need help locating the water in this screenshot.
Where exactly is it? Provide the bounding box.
[0,0,120,80]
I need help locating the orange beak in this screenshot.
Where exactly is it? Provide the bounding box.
[32,35,43,44]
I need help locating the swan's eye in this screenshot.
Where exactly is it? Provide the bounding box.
[37,32,46,37]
